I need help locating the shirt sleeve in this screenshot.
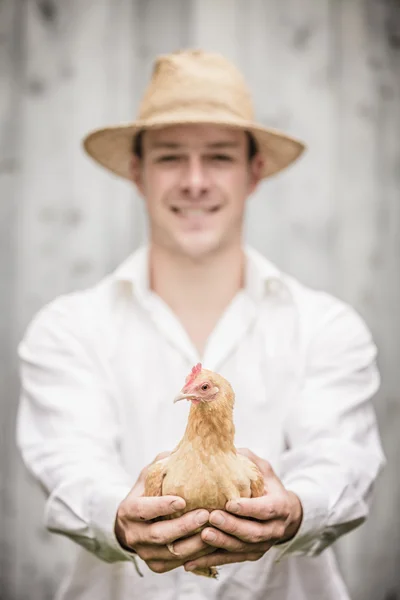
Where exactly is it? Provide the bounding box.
[16,297,136,564]
[276,300,386,559]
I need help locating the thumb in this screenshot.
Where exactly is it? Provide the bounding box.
[137,450,171,483]
[237,447,275,478]
[152,451,171,463]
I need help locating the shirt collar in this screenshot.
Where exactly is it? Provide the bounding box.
[113,244,288,304]
[244,246,287,302]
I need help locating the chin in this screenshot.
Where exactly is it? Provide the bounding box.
[174,234,225,261]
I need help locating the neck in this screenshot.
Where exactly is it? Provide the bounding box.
[183,398,236,454]
[149,243,245,315]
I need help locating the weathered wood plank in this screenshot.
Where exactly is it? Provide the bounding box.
[334,1,400,599]
[13,2,90,595]
[0,1,24,597]
[191,0,239,61]
[235,0,293,269]
[236,0,336,292]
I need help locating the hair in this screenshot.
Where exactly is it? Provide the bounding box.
[132,129,258,161]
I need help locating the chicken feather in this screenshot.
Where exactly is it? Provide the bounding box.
[144,364,265,579]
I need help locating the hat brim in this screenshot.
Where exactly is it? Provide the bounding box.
[82,115,306,180]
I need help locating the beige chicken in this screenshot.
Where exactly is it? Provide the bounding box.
[144,363,265,579]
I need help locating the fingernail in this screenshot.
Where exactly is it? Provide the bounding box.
[204,530,216,542]
[195,510,209,526]
[211,512,225,526]
[228,502,240,514]
[167,542,179,557]
[185,563,196,571]
[171,499,185,510]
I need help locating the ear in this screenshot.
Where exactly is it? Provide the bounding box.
[248,154,264,195]
[129,155,145,195]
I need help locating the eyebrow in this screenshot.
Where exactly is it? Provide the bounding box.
[149,142,182,149]
[206,141,241,149]
[149,141,241,150]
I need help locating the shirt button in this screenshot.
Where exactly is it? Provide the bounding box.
[265,278,282,294]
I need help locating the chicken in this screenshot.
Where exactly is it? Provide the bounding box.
[144,363,265,579]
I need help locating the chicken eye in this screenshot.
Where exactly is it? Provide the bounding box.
[201,384,209,391]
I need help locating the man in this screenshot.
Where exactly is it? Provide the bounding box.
[17,50,385,600]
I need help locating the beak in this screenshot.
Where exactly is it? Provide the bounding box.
[173,392,197,404]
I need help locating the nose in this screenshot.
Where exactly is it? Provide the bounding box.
[179,155,210,200]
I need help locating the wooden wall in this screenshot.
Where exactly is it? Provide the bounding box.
[1,1,399,598]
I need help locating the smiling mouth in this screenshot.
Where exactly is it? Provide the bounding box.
[170,206,221,216]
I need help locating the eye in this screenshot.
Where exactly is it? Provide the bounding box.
[157,155,181,163]
[201,383,209,391]
[210,154,233,162]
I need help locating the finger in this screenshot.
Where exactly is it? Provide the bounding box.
[135,543,177,561]
[152,451,171,463]
[137,452,171,484]
[201,527,271,554]
[141,509,209,545]
[167,543,180,556]
[237,448,275,478]
[135,535,214,562]
[168,532,209,559]
[125,495,186,522]
[143,546,216,574]
[185,550,264,571]
[146,558,184,574]
[209,510,286,544]
[131,478,145,497]
[237,447,260,462]
[226,494,289,521]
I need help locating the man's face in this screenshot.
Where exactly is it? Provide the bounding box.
[130,124,263,260]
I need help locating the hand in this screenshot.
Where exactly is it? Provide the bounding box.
[184,448,303,572]
[115,452,215,574]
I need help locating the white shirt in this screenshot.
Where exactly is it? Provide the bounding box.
[17,245,385,600]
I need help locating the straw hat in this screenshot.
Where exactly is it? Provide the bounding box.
[83,49,306,180]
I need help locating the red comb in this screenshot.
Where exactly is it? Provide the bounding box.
[185,363,202,386]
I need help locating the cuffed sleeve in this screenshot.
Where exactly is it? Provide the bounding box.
[16,297,135,564]
[89,484,134,560]
[277,301,385,559]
